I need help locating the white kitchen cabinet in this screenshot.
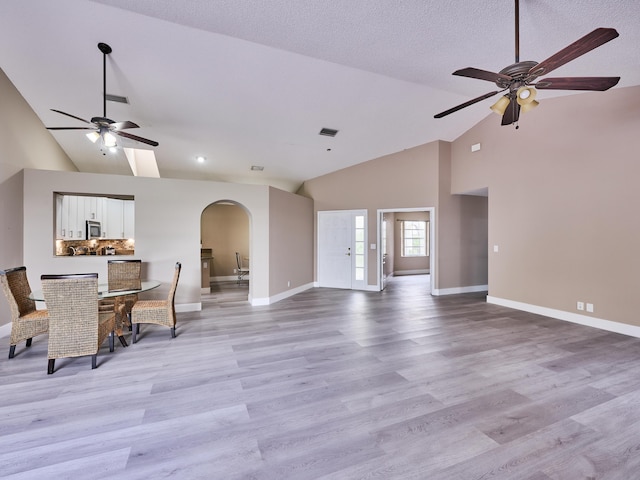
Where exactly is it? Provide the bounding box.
[56,194,133,241]
[55,195,63,239]
[106,198,124,238]
[123,200,135,239]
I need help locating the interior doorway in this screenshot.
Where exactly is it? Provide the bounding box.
[200,201,251,299]
[377,207,434,293]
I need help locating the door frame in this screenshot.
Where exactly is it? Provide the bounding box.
[376,207,435,293]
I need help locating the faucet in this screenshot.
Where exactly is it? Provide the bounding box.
[68,246,77,256]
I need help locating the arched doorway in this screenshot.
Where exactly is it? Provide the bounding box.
[200,200,251,302]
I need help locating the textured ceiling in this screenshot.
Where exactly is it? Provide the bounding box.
[1,0,638,191]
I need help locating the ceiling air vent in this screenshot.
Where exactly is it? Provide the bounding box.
[319,127,339,137]
[105,93,129,104]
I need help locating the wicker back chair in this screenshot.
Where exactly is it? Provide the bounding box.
[0,266,48,359]
[41,273,115,374]
[99,259,142,346]
[131,262,181,343]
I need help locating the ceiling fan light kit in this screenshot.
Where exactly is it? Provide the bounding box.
[434,0,620,128]
[47,42,159,149]
[490,96,511,116]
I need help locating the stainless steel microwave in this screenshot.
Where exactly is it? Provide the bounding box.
[86,221,101,239]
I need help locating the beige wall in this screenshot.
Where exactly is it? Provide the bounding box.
[0,68,77,327]
[299,140,489,291]
[269,187,314,294]
[0,68,76,184]
[451,85,640,327]
[201,203,250,278]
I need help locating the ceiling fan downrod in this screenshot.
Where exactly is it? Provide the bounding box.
[97,42,112,119]
[514,0,520,63]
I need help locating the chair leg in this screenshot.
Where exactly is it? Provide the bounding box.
[171,326,176,338]
[132,323,138,344]
[47,359,55,374]
[118,335,128,348]
[109,332,115,352]
[26,338,32,347]
[91,354,97,369]
[8,345,16,359]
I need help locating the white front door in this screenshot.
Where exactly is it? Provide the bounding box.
[317,210,366,289]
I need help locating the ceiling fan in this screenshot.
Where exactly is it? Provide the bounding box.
[434,0,620,127]
[47,42,158,148]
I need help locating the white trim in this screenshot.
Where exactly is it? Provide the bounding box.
[487,296,640,339]
[377,207,435,293]
[251,282,314,306]
[394,269,430,276]
[211,275,243,282]
[175,302,201,313]
[201,287,211,294]
[0,322,11,339]
[432,284,488,296]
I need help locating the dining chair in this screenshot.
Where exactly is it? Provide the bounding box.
[99,259,142,345]
[0,266,49,359]
[131,262,181,343]
[235,252,249,283]
[41,273,115,374]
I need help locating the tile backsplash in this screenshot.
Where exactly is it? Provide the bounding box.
[56,238,135,256]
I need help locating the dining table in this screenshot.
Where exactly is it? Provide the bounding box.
[28,279,161,302]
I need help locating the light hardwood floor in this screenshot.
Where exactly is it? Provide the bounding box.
[2,275,640,479]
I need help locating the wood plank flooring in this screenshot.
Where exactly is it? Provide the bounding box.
[2,275,640,479]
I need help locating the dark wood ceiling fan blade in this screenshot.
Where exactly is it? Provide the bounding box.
[111,121,140,131]
[529,28,619,77]
[434,90,502,119]
[116,130,159,147]
[501,101,520,126]
[453,67,512,83]
[50,109,92,124]
[535,76,620,91]
[46,127,94,130]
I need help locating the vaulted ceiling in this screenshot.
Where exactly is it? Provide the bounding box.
[1,0,638,191]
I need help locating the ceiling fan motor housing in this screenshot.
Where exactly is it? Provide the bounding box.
[495,61,540,91]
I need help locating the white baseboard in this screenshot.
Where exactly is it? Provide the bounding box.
[0,322,11,339]
[432,284,488,296]
[175,302,201,313]
[487,295,640,339]
[211,275,246,282]
[251,282,314,306]
[394,269,430,276]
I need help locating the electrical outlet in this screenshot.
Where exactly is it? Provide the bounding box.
[233,268,237,273]
[577,301,584,311]
[586,303,594,313]
[287,281,291,287]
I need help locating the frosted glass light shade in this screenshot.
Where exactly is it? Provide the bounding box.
[520,99,539,113]
[86,131,100,143]
[490,95,511,115]
[103,132,117,148]
[516,86,537,105]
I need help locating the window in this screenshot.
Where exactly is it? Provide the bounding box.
[354,215,365,281]
[401,220,428,257]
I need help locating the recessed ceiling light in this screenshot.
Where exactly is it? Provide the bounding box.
[251,165,264,171]
[196,156,206,163]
